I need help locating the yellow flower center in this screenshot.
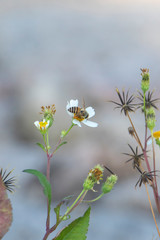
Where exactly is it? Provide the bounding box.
[153,130,160,139]
[73,115,84,122]
[39,121,48,130]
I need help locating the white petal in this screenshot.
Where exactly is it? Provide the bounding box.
[46,120,50,128]
[34,121,40,129]
[82,120,98,127]
[85,107,95,119]
[70,99,79,107]
[66,101,71,110]
[67,111,74,117]
[73,119,82,127]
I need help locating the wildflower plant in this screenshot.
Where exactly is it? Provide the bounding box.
[111,69,160,237]
[23,100,117,240]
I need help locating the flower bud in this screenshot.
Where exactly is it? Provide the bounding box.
[155,138,160,147]
[83,164,104,191]
[61,130,67,138]
[146,107,156,131]
[40,105,56,128]
[141,68,150,93]
[102,174,118,194]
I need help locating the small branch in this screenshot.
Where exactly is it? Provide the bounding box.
[127,112,143,151]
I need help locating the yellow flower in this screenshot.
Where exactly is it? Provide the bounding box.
[153,130,160,139]
[34,119,50,134]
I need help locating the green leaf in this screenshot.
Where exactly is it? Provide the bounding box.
[55,207,91,240]
[36,142,46,152]
[23,169,52,212]
[54,202,63,224]
[54,196,74,224]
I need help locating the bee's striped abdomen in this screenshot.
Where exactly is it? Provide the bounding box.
[68,107,80,114]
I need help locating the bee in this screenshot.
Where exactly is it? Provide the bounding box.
[68,100,89,121]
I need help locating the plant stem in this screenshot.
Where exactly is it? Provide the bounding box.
[44,132,51,231]
[145,183,160,237]
[43,190,87,240]
[43,123,75,238]
[63,122,75,138]
[63,189,86,217]
[83,193,104,203]
[51,123,75,156]
[126,112,143,151]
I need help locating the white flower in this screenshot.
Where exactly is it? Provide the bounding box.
[66,99,98,127]
[34,119,50,132]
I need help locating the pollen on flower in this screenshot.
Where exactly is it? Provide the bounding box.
[73,114,84,122]
[153,131,160,139]
[89,167,103,183]
[39,121,48,130]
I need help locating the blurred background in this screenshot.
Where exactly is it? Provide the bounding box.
[1,0,160,239]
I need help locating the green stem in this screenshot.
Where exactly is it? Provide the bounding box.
[62,122,75,138]
[63,189,86,218]
[143,92,146,114]
[43,134,47,147]
[46,132,50,152]
[83,193,104,203]
[52,123,75,156]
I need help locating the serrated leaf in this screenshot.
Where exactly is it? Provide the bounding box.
[23,169,52,212]
[55,207,91,240]
[36,142,46,152]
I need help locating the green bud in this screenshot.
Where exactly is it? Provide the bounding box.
[146,107,156,131]
[155,138,160,147]
[102,175,118,194]
[141,68,150,93]
[83,178,95,190]
[60,215,70,221]
[61,130,67,138]
[44,115,53,128]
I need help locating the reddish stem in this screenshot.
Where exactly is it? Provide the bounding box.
[46,153,51,231]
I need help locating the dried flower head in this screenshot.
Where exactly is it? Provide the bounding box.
[128,127,135,136]
[135,167,158,188]
[0,168,16,193]
[137,91,160,110]
[123,144,144,169]
[40,105,56,117]
[111,88,135,116]
[83,165,104,191]
[40,104,56,128]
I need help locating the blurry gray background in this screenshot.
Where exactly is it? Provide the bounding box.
[1,0,160,239]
